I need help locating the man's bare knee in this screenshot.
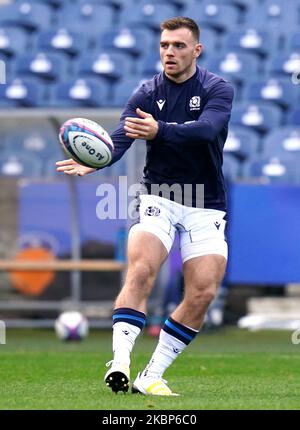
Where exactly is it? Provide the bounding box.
[126,260,156,289]
[116,259,159,310]
[185,282,218,309]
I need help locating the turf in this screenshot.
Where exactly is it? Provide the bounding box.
[0,327,300,410]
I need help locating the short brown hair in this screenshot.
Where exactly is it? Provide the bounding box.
[160,17,200,42]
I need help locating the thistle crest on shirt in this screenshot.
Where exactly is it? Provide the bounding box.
[189,96,201,110]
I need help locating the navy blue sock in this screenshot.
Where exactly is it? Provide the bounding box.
[162,316,198,345]
[113,307,146,330]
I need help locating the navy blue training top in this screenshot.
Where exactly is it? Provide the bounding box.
[109,66,234,211]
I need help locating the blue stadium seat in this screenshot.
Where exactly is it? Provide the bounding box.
[224,126,260,160]
[244,77,297,110]
[119,1,178,31]
[75,51,134,81]
[261,126,300,157]
[98,28,155,57]
[222,154,242,182]
[287,31,300,52]
[137,53,163,77]
[14,51,70,82]
[36,28,89,56]
[0,2,52,32]
[202,0,254,10]
[131,0,187,7]
[0,78,47,107]
[206,51,260,85]
[49,77,110,107]
[182,1,240,33]
[110,77,149,107]
[0,26,29,57]
[266,51,300,78]
[222,0,254,9]
[243,0,298,33]
[227,79,243,101]
[0,152,43,177]
[23,0,65,6]
[77,0,119,4]
[224,28,278,57]
[243,154,299,184]
[5,123,60,161]
[0,133,8,151]
[56,3,114,37]
[0,100,19,108]
[230,101,282,134]
[16,0,67,6]
[287,108,300,126]
[77,0,134,9]
[199,27,220,57]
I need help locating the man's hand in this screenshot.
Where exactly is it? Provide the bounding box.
[124,108,158,140]
[56,159,96,176]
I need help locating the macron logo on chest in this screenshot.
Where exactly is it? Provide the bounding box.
[156,99,166,111]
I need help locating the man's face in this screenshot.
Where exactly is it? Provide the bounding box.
[160,28,202,82]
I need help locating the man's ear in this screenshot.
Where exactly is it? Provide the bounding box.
[194,43,202,58]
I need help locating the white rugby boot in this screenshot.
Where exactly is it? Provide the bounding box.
[131,372,179,396]
[104,360,130,393]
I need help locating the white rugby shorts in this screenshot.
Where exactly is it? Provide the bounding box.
[129,195,227,263]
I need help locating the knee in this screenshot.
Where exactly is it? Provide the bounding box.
[199,286,217,307]
[126,260,156,289]
[186,282,218,309]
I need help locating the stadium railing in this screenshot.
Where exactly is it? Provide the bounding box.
[0,259,125,271]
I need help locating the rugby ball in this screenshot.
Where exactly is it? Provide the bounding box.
[55,311,89,341]
[59,117,114,168]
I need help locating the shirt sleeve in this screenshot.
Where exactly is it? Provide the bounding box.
[156,81,234,145]
[106,86,147,167]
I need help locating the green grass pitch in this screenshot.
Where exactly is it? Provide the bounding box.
[0,327,300,410]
